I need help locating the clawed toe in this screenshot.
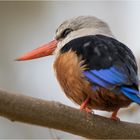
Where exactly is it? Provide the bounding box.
[111,116,120,121]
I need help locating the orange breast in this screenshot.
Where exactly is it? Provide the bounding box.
[53,50,131,111]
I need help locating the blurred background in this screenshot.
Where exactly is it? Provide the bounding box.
[0,1,140,139]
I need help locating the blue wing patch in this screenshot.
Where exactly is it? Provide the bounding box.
[83,66,140,104]
[83,66,129,89]
[121,86,140,104]
[83,70,114,89]
[90,66,128,85]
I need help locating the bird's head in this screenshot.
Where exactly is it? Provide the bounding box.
[16,16,113,61]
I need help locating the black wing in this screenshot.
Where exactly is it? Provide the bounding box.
[60,35,140,103]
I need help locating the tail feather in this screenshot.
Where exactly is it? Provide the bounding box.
[121,86,140,104]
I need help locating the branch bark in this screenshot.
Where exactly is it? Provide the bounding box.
[0,89,140,139]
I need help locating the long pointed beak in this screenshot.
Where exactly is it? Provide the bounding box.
[16,40,58,61]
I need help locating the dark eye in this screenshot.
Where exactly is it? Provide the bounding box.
[61,28,73,38]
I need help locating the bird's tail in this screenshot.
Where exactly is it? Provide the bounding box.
[121,86,140,104]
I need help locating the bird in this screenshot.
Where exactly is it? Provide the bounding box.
[16,16,140,120]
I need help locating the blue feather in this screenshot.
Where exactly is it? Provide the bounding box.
[83,66,128,90]
[121,86,139,94]
[90,66,127,85]
[83,71,114,89]
[121,86,140,104]
[83,66,140,104]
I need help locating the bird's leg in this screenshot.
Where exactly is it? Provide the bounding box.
[80,96,92,113]
[111,108,120,121]
[80,96,90,110]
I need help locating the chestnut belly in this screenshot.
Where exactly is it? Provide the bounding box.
[54,51,132,111]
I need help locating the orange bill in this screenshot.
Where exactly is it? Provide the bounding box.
[16,40,58,61]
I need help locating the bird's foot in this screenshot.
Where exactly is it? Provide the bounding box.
[111,116,120,121]
[80,103,86,110]
[80,96,94,114]
[81,107,94,114]
[85,107,92,113]
[111,108,120,121]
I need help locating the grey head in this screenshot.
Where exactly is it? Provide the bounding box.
[55,16,113,48]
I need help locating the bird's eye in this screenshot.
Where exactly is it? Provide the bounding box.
[61,28,73,38]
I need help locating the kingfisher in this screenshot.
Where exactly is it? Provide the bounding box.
[16,16,140,120]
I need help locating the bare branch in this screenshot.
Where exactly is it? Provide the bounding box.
[0,89,140,139]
